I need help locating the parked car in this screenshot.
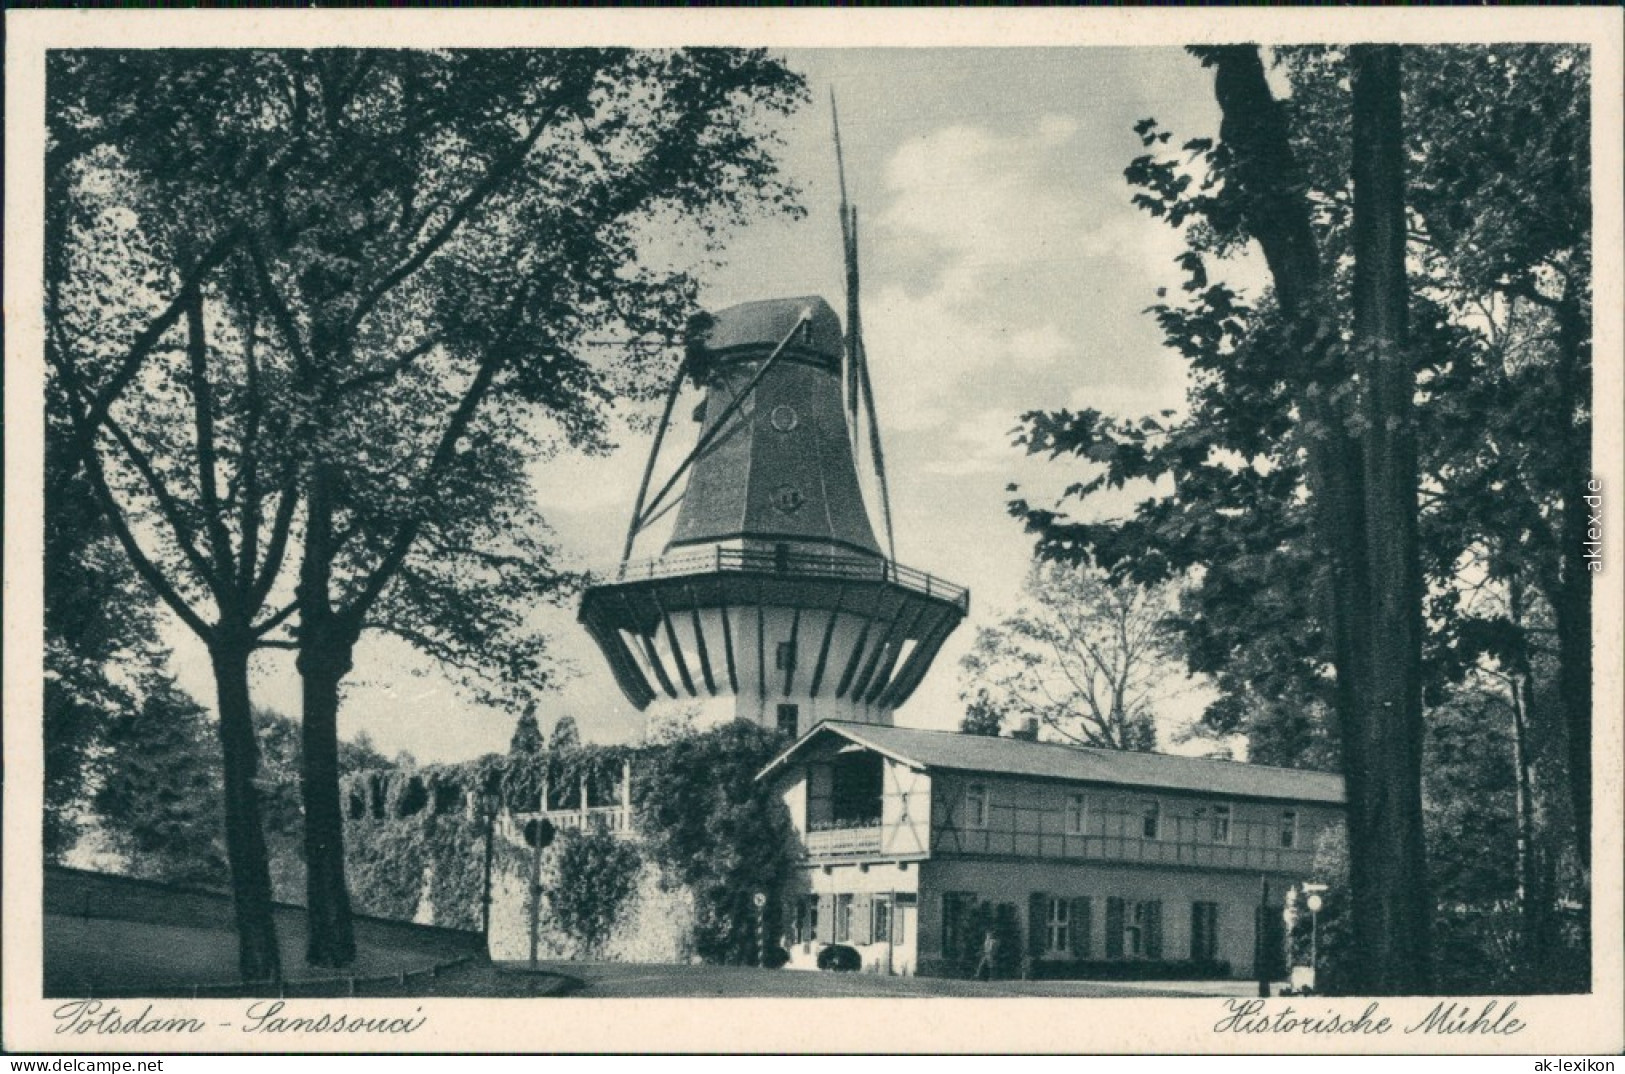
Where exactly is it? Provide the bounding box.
[816,944,861,972]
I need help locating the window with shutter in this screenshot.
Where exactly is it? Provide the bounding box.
[1027,892,1047,959]
[872,896,891,944]
[1044,897,1070,954]
[816,894,835,943]
[1105,897,1125,959]
[835,894,854,943]
[1191,901,1219,961]
[853,893,873,946]
[1145,900,1164,960]
[1070,897,1092,958]
[942,892,966,960]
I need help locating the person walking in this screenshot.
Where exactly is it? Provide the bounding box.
[974,929,999,982]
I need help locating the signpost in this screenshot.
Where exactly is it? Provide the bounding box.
[753,891,767,967]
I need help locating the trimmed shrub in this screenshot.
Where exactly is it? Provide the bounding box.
[1025,958,1233,981]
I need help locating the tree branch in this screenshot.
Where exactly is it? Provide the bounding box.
[184,282,238,590]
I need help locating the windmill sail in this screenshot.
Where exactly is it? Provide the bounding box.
[831,93,897,564]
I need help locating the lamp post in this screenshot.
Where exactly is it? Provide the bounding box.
[480,790,501,949]
[1307,892,1323,991]
[1255,876,1271,998]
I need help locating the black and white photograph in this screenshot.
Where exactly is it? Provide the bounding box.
[4,6,1621,1056]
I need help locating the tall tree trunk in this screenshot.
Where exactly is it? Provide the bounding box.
[209,635,282,981]
[1501,669,1540,955]
[1203,44,1434,993]
[297,466,357,967]
[1348,43,1432,994]
[298,636,356,967]
[1502,580,1546,966]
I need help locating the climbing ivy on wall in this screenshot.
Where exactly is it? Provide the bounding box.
[549,827,643,957]
[632,721,797,964]
[340,722,796,959]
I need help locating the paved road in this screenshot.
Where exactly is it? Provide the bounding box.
[501,961,1267,998]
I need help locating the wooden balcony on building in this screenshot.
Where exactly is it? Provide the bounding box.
[804,821,884,858]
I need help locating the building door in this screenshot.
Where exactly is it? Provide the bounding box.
[895,896,917,976]
[1254,904,1286,980]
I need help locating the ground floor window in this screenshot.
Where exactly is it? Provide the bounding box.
[872,896,892,944]
[895,893,914,944]
[793,895,818,946]
[835,894,854,943]
[1045,897,1071,954]
[942,891,975,960]
[1191,900,1220,962]
[1106,897,1163,960]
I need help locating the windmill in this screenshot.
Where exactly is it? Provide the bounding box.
[576,96,967,734]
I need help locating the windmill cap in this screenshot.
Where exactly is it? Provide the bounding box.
[692,296,843,362]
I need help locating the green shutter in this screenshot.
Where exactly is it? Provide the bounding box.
[1146,900,1164,960]
[1028,892,1047,958]
[1105,897,1125,959]
[1070,897,1092,958]
[853,893,873,946]
[816,894,834,943]
[942,893,962,961]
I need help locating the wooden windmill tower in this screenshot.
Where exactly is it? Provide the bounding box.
[578,100,968,735]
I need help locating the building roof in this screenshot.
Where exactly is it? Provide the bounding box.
[668,295,883,558]
[698,296,844,362]
[759,721,1345,805]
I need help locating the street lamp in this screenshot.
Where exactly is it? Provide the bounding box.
[1306,892,1323,990]
[480,789,502,948]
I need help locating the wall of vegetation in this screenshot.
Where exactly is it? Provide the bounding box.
[341,722,796,963]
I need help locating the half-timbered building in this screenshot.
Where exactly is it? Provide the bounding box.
[759,721,1344,978]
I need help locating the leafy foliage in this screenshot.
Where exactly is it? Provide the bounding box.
[48,47,811,967]
[549,827,643,958]
[957,692,1006,737]
[548,716,582,754]
[43,420,172,858]
[959,562,1182,750]
[1010,45,1590,993]
[94,679,229,887]
[632,722,797,963]
[337,721,794,963]
[508,708,544,758]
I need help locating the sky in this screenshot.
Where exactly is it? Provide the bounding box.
[166,47,1245,763]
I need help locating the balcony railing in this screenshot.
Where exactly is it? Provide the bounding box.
[500,805,635,844]
[804,822,883,857]
[607,547,969,612]
[939,808,1320,874]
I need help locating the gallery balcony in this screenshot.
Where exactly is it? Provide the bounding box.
[803,818,884,858]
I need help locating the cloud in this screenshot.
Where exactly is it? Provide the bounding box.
[860,115,1192,437]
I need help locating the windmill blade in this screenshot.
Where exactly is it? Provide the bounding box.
[830,97,898,565]
[832,91,862,445]
[855,320,899,565]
